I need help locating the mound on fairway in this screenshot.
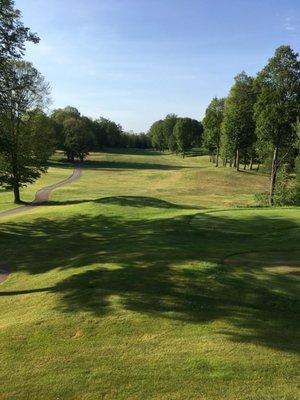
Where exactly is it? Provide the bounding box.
[0,151,299,400]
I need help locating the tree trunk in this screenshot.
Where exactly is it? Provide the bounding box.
[269,147,278,206]
[250,157,253,170]
[257,163,260,171]
[13,183,21,204]
[215,148,219,167]
[236,148,240,171]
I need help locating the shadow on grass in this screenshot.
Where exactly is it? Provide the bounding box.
[0,211,299,353]
[48,159,186,171]
[98,148,164,156]
[45,196,201,210]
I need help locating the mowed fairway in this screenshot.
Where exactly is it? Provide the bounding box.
[0,150,299,400]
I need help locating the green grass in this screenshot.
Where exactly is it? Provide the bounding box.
[0,159,73,212]
[0,150,299,399]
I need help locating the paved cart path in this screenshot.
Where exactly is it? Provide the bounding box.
[0,165,81,284]
[0,165,81,219]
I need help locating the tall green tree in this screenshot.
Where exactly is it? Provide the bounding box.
[149,120,165,151]
[93,117,123,148]
[203,97,225,166]
[50,106,81,148]
[0,61,54,202]
[173,118,202,157]
[163,113,178,152]
[221,72,256,171]
[254,45,300,205]
[0,0,39,61]
[63,117,95,162]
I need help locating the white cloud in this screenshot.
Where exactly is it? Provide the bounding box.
[284,16,295,31]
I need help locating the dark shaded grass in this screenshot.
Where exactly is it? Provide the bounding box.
[0,208,299,354]
[44,196,202,209]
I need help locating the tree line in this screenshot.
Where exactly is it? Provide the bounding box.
[148,114,203,157]
[0,1,149,203]
[0,1,299,206]
[202,46,300,205]
[50,106,150,162]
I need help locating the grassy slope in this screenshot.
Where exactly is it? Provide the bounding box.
[0,160,73,212]
[0,150,299,400]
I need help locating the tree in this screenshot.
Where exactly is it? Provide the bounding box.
[50,106,81,149]
[173,118,202,157]
[203,97,225,166]
[221,72,256,171]
[149,120,165,150]
[296,157,300,205]
[63,117,95,162]
[0,0,39,61]
[0,61,54,203]
[163,114,178,151]
[255,46,300,205]
[93,117,123,148]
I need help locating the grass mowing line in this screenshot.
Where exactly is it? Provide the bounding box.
[0,165,81,219]
[222,249,300,266]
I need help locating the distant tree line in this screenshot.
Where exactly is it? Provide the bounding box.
[50,107,151,162]
[148,114,203,157]
[202,46,300,206]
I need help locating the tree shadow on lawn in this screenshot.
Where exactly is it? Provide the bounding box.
[48,159,189,171]
[98,148,164,156]
[0,211,299,353]
[45,196,201,210]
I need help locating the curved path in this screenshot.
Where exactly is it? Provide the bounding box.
[0,165,81,284]
[0,165,81,219]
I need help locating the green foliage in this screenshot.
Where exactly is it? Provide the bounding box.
[173,118,202,157]
[121,131,151,149]
[149,119,165,150]
[254,192,269,206]
[255,46,300,151]
[254,45,300,205]
[203,97,225,164]
[51,107,81,148]
[295,157,300,205]
[273,165,296,206]
[0,60,53,202]
[93,117,123,148]
[0,0,39,61]
[163,113,178,151]
[221,72,256,168]
[63,117,95,162]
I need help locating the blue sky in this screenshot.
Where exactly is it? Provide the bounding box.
[16,0,300,132]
